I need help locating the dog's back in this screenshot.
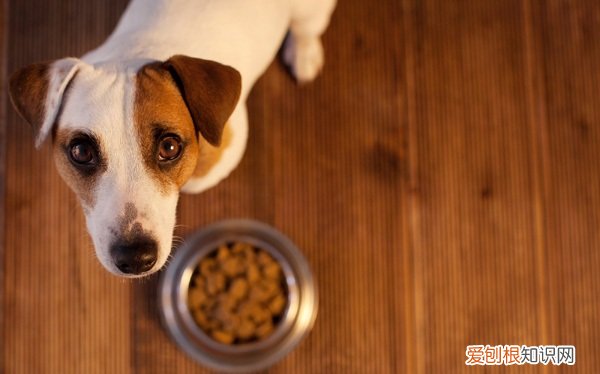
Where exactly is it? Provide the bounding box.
[83,0,292,98]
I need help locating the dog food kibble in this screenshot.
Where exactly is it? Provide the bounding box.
[187,242,287,345]
[268,294,287,315]
[212,329,235,345]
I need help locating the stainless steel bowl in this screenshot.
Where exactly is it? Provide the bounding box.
[158,219,318,372]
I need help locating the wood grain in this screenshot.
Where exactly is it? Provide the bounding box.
[2,0,599,373]
[0,0,7,371]
[2,1,131,373]
[408,1,546,372]
[530,0,600,370]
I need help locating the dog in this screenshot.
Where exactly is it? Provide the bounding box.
[8,0,336,278]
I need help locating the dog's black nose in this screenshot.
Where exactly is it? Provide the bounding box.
[110,237,158,275]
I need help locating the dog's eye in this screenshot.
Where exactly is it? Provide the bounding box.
[69,141,97,165]
[158,135,183,161]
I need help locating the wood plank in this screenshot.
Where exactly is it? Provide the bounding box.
[267,0,411,371]
[0,0,7,370]
[530,0,600,370]
[2,1,131,373]
[408,1,545,372]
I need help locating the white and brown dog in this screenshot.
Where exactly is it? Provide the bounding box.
[8,0,336,277]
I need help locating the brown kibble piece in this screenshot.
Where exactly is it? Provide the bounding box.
[192,274,206,289]
[192,310,210,330]
[221,314,241,333]
[206,272,226,295]
[203,295,216,311]
[249,284,270,303]
[188,288,207,310]
[246,264,260,284]
[242,246,255,261]
[260,279,280,299]
[212,306,229,324]
[263,262,282,280]
[236,300,255,319]
[268,294,286,316]
[237,318,256,340]
[256,320,274,339]
[257,251,274,266]
[229,278,248,300]
[222,256,244,277]
[212,330,235,345]
[199,257,216,275]
[217,244,230,263]
[232,242,251,254]
[207,317,222,331]
[249,304,271,324]
[216,293,237,312]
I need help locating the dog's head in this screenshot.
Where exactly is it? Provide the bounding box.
[8,56,241,277]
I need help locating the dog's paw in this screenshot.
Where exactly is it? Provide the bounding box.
[283,33,324,84]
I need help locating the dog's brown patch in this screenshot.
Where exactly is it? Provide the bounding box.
[162,55,241,146]
[9,63,50,132]
[192,122,232,178]
[134,63,200,192]
[53,129,105,209]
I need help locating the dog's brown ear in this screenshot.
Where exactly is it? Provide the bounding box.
[162,55,241,146]
[8,58,81,147]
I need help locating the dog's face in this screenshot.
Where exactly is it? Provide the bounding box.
[9,56,241,277]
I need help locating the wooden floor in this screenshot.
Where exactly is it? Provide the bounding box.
[2,0,599,372]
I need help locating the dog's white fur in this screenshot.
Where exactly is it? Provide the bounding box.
[32,0,335,277]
